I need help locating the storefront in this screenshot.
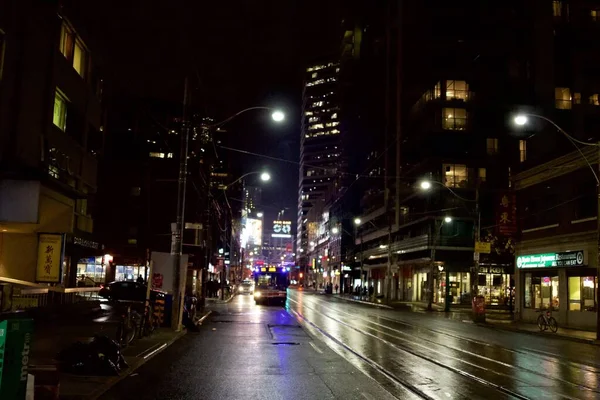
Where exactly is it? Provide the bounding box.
[115,264,146,282]
[516,249,597,330]
[477,264,513,306]
[66,235,104,287]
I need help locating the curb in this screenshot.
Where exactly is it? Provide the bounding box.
[336,295,393,309]
[480,322,600,346]
[85,310,210,400]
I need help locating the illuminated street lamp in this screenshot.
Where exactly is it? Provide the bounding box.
[354,218,361,225]
[271,110,285,122]
[256,212,264,218]
[514,115,528,126]
[260,172,271,182]
[444,216,452,223]
[331,227,340,235]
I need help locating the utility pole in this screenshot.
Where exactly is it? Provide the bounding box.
[171,77,190,331]
[596,143,600,341]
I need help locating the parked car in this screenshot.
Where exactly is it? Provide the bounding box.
[99,281,147,302]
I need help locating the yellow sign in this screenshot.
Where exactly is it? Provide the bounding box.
[474,241,491,254]
[36,234,63,283]
[268,267,277,272]
[260,267,267,272]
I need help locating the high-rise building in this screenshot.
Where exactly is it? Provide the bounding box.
[243,185,262,215]
[296,62,342,270]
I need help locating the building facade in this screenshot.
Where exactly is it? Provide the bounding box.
[0,0,104,286]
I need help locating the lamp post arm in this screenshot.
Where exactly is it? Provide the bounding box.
[224,172,260,189]
[208,106,275,129]
[430,180,476,203]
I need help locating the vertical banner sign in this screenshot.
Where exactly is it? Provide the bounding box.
[35,234,64,283]
[496,192,517,236]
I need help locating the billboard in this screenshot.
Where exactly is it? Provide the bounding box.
[273,220,292,234]
[242,218,262,248]
[36,233,64,283]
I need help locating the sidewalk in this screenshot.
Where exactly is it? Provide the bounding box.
[28,307,199,399]
[335,293,599,345]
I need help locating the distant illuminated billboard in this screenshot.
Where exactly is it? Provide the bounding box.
[241,218,262,249]
[273,220,292,234]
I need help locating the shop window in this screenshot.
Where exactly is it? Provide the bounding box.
[590,94,599,106]
[568,276,597,311]
[443,164,468,188]
[446,80,469,101]
[519,140,527,162]
[442,108,467,130]
[555,87,572,109]
[486,138,498,155]
[53,90,68,131]
[525,273,559,310]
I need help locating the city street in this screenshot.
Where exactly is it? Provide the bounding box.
[100,289,600,400]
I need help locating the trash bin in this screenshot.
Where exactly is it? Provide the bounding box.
[472,295,486,323]
[0,318,35,400]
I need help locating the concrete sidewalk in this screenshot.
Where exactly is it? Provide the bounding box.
[28,309,204,399]
[334,293,599,345]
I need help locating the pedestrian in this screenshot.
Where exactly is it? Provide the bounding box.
[137,274,144,284]
[334,284,339,294]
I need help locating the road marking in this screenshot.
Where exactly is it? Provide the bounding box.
[309,341,323,354]
[361,392,375,400]
[143,343,167,360]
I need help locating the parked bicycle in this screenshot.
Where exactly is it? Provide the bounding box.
[537,309,558,333]
[116,304,141,347]
[138,301,159,338]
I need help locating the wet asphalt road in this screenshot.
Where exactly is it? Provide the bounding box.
[100,289,600,400]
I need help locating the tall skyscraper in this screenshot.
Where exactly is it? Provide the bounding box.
[296,62,342,269]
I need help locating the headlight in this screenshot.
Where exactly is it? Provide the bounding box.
[254,292,261,298]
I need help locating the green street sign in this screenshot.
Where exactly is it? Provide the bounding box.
[517,251,584,269]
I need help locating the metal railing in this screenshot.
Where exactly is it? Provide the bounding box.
[1,277,101,312]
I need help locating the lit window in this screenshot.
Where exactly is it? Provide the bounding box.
[574,93,581,104]
[568,276,597,311]
[313,101,324,107]
[330,129,340,134]
[590,94,599,106]
[443,164,468,188]
[331,113,338,119]
[434,82,441,99]
[309,123,324,130]
[59,23,74,59]
[592,10,599,22]
[167,153,174,158]
[48,165,60,179]
[486,138,498,155]
[553,1,562,17]
[325,121,339,127]
[149,152,165,158]
[478,168,487,183]
[311,72,318,78]
[130,187,141,196]
[53,91,67,131]
[73,39,86,77]
[446,80,469,100]
[305,111,313,116]
[0,30,5,81]
[442,108,467,130]
[519,140,527,162]
[555,87,572,109]
[309,117,318,123]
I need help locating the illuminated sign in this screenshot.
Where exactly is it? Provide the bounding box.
[260,267,267,272]
[516,251,584,269]
[268,267,277,272]
[271,233,291,238]
[273,220,292,234]
[36,234,64,283]
[241,218,262,248]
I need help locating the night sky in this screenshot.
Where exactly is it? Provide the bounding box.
[75,0,343,226]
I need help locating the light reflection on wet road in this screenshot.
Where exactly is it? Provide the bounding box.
[287,289,600,400]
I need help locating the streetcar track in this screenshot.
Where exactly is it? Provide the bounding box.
[288,307,433,400]
[314,293,600,374]
[288,297,531,400]
[298,298,600,393]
